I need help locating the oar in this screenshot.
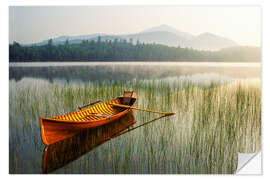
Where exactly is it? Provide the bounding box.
[109,103,175,116]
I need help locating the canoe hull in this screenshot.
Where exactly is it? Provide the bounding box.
[40,91,137,146]
[40,108,133,145]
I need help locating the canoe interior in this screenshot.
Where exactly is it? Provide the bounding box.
[43,96,136,123]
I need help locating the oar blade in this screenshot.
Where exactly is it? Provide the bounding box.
[165,112,175,116]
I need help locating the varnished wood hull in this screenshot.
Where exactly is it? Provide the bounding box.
[40,93,136,145]
[42,112,136,174]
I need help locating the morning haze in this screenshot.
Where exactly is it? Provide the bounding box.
[9,6,260,46]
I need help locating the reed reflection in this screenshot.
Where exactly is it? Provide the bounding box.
[42,112,136,174]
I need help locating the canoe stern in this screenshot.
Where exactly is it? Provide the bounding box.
[40,117,50,146]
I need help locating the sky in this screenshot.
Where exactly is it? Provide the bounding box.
[9,6,261,46]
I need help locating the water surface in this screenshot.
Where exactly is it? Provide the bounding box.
[9,61,261,174]
[9,62,261,83]
[9,61,261,67]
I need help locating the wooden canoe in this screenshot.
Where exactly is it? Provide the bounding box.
[40,91,136,146]
[42,112,136,174]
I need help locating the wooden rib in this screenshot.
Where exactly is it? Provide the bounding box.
[75,112,82,121]
[100,106,111,116]
[95,105,104,114]
[96,105,103,113]
[70,113,76,121]
[90,115,100,120]
[82,113,96,121]
[78,111,88,121]
[82,111,87,117]
[67,114,73,121]
[71,113,79,121]
[68,114,74,121]
[77,111,84,121]
[105,102,115,112]
[67,113,74,121]
[79,111,85,120]
[98,106,113,118]
[87,108,100,120]
[84,116,93,121]
[85,111,99,120]
[84,110,95,119]
[105,101,113,110]
[104,104,115,114]
[84,109,91,116]
[59,114,66,120]
[89,106,102,120]
[74,114,81,122]
[94,105,101,113]
[98,104,107,114]
[76,112,82,119]
[99,104,113,115]
[74,112,82,121]
[63,115,68,120]
[81,111,89,121]
[91,106,98,113]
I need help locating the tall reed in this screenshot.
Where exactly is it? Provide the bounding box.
[9,77,261,174]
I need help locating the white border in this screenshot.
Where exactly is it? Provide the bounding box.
[2,0,269,179]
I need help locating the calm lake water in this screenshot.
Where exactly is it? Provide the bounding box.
[9,61,261,67]
[9,62,261,174]
[9,62,261,83]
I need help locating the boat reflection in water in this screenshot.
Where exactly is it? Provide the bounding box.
[42,111,136,174]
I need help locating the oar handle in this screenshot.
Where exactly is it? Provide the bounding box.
[109,103,175,116]
[78,100,102,110]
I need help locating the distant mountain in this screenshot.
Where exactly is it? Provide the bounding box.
[123,31,186,47]
[186,32,238,50]
[139,25,237,50]
[141,24,193,40]
[24,24,238,50]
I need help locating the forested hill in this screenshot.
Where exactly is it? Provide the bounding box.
[9,38,261,62]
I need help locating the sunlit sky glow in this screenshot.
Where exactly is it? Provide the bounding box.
[9,6,261,46]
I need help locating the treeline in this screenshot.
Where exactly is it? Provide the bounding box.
[9,37,260,62]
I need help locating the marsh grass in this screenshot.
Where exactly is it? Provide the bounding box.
[9,76,261,174]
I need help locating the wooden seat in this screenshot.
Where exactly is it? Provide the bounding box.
[122,91,134,105]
